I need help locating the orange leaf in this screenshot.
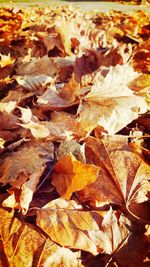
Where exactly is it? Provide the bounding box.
[37,198,131,255]
[0,207,83,267]
[52,153,100,199]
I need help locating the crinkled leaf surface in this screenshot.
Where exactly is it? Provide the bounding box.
[78,136,150,220]
[0,207,83,267]
[37,198,131,256]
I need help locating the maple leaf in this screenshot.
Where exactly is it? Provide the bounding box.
[78,136,150,221]
[51,153,99,199]
[76,63,148,135]
[37,198,131,255]
[0,207,83,267]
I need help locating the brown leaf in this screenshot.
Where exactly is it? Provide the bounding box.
[114,226,150,267]
[0,207,83,267]
[16,55,58,77]
[78,136,150,220]
[37,81,79,111]
[20,109,85,140]
[57,140,86,163]
[52,153,99,199]
[2,167,45,214]
[0,140,54,186]
[37,198,131,255]
[36,30,65,57]
[0,140,54,213]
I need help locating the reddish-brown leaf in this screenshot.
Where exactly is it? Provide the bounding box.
[78,136,150,221]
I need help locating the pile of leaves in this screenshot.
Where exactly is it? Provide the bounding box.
[0,4,150,266]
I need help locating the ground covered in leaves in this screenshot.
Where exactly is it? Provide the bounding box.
[0,4,150,267]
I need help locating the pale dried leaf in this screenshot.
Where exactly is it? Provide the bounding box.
[0,101,16,113]
[77,95,148,135]
[16,75,53,91]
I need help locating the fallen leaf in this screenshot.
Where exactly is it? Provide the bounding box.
[36,30,65,57]
[57,139,86,163]
[0,207,83,267]
[16,55,57,77]
[52,153,99,199]
[78,136,150,220]
[76,95,147,135]
[85,64,138,99]
[0,101,16,113]
[0,140,54,186]
[15,74,53,91]
[41,242,83,267]
[37,83,79,111]
[19,109,85,140]
[0,138,5,149]
[0,53,15,68]
[37,198,131,255]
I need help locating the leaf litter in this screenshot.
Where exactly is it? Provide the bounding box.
[0,3,150,267]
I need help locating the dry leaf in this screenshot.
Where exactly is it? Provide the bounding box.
[37,82,79,111]
[16,55,57,77]
[16,74,53,91]
[52,153,100,199]
[78,136,150,220]
[0,137,5,149]
[0,53,15,68]
[0,140,54,213]
[0,140,54,186]
[0,207,83,267]
[37,198,131,255]
[76,95,147,135]
[57,140,86,163]
[0,101,16,113]
[19,109,85,140]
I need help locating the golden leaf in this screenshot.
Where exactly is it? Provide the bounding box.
[52,153,100,199]
[0,207,83,267]
[37,198,131,255]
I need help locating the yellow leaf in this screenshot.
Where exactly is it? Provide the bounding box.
[52,153,100,199]
[0,53,15,68]
[0,138,5,149]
